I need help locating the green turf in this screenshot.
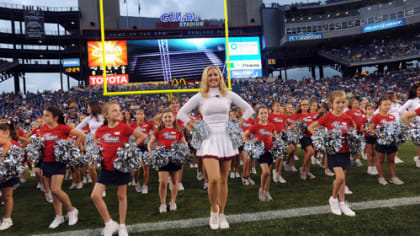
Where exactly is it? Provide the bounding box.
[1,142,419,235]
[132,205,420,236]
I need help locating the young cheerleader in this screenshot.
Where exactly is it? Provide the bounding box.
[297,100,317,180]
[244,105,275,201]
[370,98,404,186]
[122,110,134,125]
[308,90,356,216]
[91,101,146,236]
[399,84,420,167]
[39,107,86,228]
[284,103,298,172]
[363,104,378,175]
[0,123,18,230]
[67,122,83,190]
[229,110,241,179]
[309,101,322,166]
[268,101,287,183]
[130,109,154,194]
[239,109,255,185]
[147,109,187,213]
[345,98,364,167]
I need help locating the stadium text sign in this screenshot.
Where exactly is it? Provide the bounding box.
[362,19,406,33]
[160,12,203,27]
[89,74,129,85]
[61,58,80,67]
[288,32,323,42]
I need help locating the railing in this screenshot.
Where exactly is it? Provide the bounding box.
[0,3,79,12]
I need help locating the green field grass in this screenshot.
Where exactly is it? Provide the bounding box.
[1,142,419,236]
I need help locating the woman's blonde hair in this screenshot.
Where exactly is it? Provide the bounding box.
[200,66,227,98]
[102,101,120,126]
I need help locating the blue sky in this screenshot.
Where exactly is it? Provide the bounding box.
[0,0,319,93]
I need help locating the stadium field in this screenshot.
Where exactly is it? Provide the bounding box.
[1,142,419,236]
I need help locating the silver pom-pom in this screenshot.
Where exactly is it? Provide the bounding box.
[143,146,171,170]
[284,127,300,144]
[269,135,288,160]
[376,122,409,146]
[190,120,210,150]
[409,123,420,145]
[84,134,103,166]
[226,118,244,149]
[345,130,364,155]
[144,130,154,147]
[244,135,265,159]
[311,127,343,155]
[293,120,308,138]
[54,139,82,168]
[25,137,44,164]
[113,136,143,173]
[170,142,194,166]
[0,145,25,182]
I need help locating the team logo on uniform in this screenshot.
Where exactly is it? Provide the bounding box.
[331,121,348,132]
[273,117,284,123]
[259,129,271,136]
[103,133,120,143]
[163,132,177,140]
[43,133,58,141]
[243,123,252,127]
[303,117,313,122]
[136,127,146,132]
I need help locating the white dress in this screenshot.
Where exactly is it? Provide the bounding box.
[399,98,420,125]
[76,114,105,134]
[177,88,254,159]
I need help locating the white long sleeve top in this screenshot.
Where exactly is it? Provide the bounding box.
[398,98,420,116]
[76,114,105,134]
[177,88,254,125]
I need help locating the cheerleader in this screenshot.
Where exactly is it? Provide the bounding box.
[363,104,378,175]
[296,100,317,180]
[130,109,154,194]
[91,101,146,236]
[268,101,286,183]
[177,66,254,229]
[29,118,53,202]
[0,123,18,230]
[239,109,255,185]
[229,110,241,179]
[39,107,86,228]
[345,98,364,167]
[284,103,298,172]
[76,101,104,188]
[308,90,356,216]
[309,101,322,166]
[399,84,420,167]
[370,98,404,185]
[67,122,83,190]
[147,108,186,213]
[243,105,275,201]
[169,97,185,191]
[122,110,134,125]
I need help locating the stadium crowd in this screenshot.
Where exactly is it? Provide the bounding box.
[0,68,419,128]
[321,35,420,63]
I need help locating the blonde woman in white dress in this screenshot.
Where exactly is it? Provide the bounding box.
[177,66,254,230]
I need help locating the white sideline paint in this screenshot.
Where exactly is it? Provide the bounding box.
[33,196,420,236]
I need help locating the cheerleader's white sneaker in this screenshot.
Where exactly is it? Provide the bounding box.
[390,177,404,185]
[209,207,219,230]
[135,184,142,193]
[102,220,119,236]
[0,218,13,230]
[272,170,279,183]
[159,204,167,214]
[230,172,235,179]
[395,156,404,164]
[278,175,287,183]
[339,202,356,216]
[178,183,184,191]
[141,185,148,194]
[251,168,257,174]
[378,177,388,186]
[45,192,53,203]
[247,177,255,185]
[344,185,353,195]
[49,215,65,229]
[325,169,335,176]
[329,196,341,216]
[67,207,79,226]
[169,202,177,212]
[118,225,128,236]
[241,177,249,186]
[219,214,229,229]
[414,156,420,168]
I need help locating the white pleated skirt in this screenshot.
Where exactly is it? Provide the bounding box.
[196,122,239,160]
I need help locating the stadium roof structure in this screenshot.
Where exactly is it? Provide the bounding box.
[0,3,81,93]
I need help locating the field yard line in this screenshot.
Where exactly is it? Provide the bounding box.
[33,196,420,236]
